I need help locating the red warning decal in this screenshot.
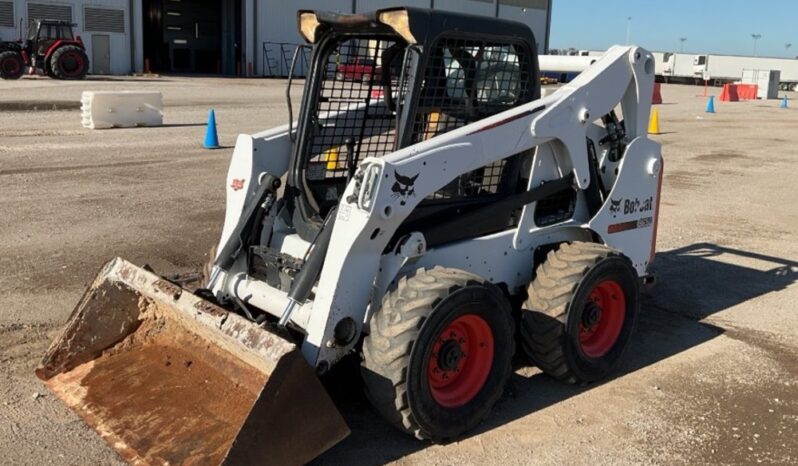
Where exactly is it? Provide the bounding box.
[230,179,245,191]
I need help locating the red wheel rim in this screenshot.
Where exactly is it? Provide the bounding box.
[579,279,626,358]
[427,314,494,408]
[60,52,85,76]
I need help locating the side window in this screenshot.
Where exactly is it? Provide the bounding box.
[475,45,522,106]
[414,37,532,201]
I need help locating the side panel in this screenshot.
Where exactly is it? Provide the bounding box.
[217,127,294,256]
[588,137,663,274]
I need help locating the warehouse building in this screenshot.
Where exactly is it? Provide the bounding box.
[0,0,551,76]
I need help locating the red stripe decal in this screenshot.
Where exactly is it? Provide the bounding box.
[608,217,654,235]
[468,106,545,135]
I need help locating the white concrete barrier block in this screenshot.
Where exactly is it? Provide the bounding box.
[81,91,164,129]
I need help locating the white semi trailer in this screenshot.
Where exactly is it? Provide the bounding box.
[656,52,798,90]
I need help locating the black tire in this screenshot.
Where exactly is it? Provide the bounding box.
[361,267,515,441]
[0,51,24,80]
[520,242,639,384]
[50,45,89,80]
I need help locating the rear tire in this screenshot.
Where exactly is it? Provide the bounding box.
[0,51,24,80]
[520,242,639,384]
[361,267,514,441]
[50,45,89,80]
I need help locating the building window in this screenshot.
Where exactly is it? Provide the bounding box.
[0,2,14,28]
[27,3,73,23]
[84,7,125,34]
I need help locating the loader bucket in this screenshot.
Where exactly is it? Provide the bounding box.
[35,258,349,466]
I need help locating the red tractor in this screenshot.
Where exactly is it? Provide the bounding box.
[0,19,89,80]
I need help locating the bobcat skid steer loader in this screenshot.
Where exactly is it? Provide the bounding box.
[37,7,663,465]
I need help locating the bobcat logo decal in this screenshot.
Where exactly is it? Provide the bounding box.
[391,170,419,206]
[609,198,622,215]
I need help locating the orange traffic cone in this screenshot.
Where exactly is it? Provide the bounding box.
[648,107,661,135]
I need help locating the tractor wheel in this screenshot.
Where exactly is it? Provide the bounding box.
[520,242,639,384]
[0,51,24,80]
[50,45,89,80]
[361,267,514,441]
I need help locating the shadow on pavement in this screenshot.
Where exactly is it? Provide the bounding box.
[314,243,798,465]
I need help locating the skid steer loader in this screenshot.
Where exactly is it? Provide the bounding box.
[37,7,663,465]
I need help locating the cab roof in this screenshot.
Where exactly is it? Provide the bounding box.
[298,7,537,50]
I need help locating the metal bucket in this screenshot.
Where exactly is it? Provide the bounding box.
[36,258,349,465]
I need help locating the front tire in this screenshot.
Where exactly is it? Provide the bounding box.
[361,267,514,441]
[50,45,89,80]
[520,242,639,384]
[0,51,24,80]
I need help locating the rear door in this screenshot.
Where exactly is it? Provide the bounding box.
[91,34,110,74]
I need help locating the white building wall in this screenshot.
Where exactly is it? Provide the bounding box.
[2,0,549,76]
[435,0,494,16]
[355,0,430,11]
[497,4,548,54]
[255,0,352,76]
[1,0,131,74]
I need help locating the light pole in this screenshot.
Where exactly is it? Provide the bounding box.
[679,37,687,53]
[626,17,632,45]
[786,43,793,57]
[751,34,762,56]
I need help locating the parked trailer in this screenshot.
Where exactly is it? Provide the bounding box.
[550,50,798,90]
[657,52,798,90]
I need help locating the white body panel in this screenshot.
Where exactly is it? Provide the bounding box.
[80,91,162,129]
[214,46,664,372]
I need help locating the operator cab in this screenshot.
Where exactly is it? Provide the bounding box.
[286,8,541,246]
[27,19,77,63]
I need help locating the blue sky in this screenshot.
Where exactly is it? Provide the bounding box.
[549,0,798,57]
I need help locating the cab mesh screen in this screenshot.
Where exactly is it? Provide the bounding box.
[414,38,531,200]
[305,37,403,189]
